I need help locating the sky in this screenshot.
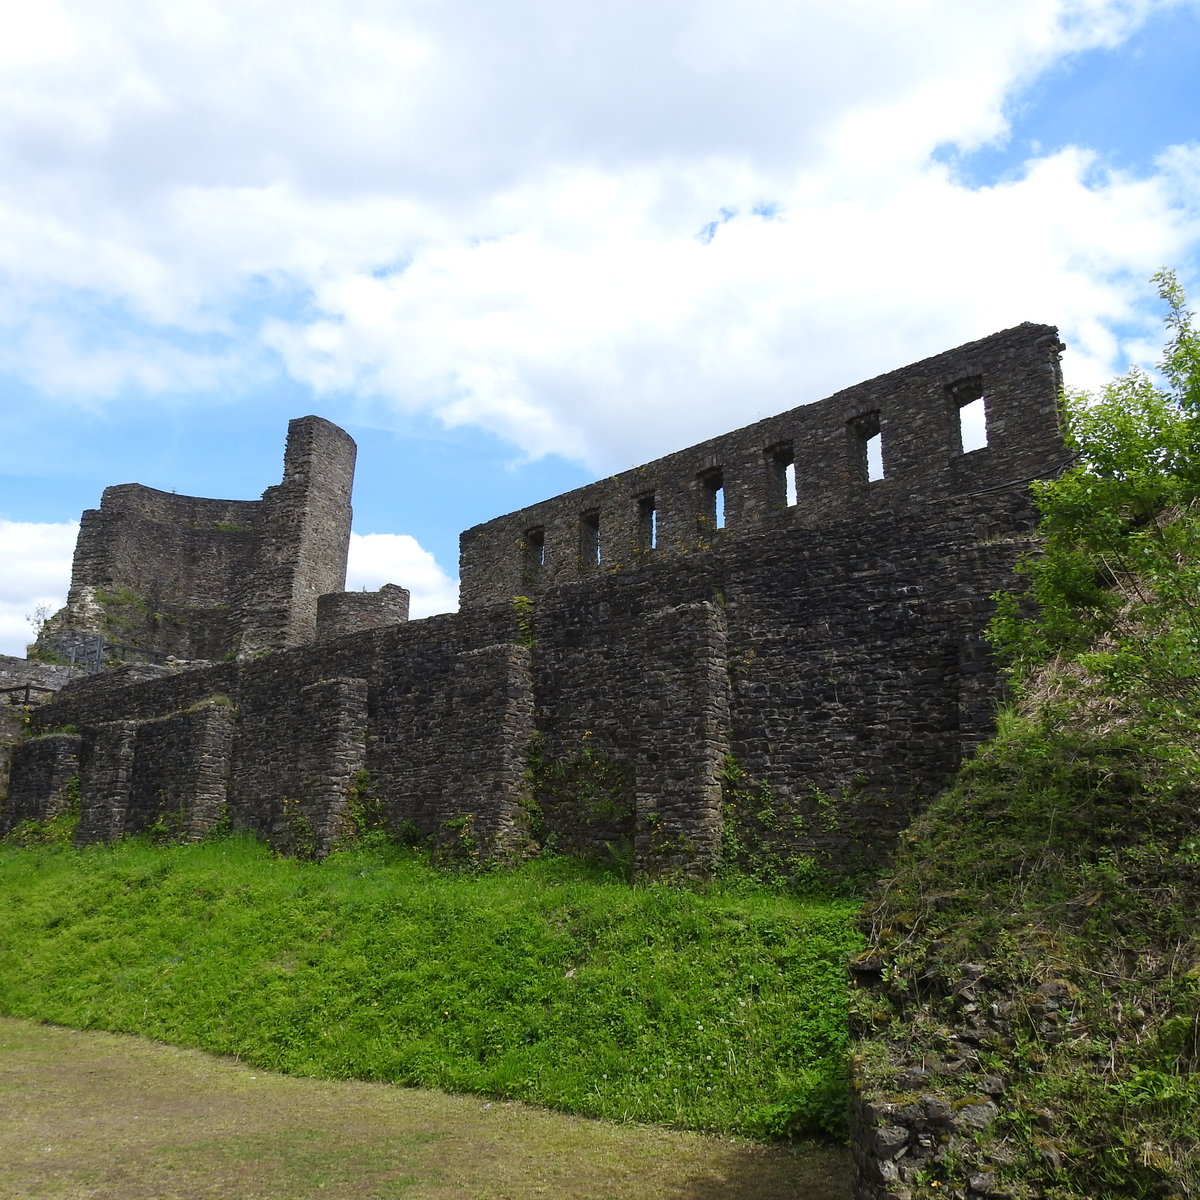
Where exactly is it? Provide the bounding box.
[2,0,1199,657]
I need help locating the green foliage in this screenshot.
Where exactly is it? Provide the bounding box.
[856,700,1200,1198]
[5,774,82,846]
[859,274,1200,1199]
[336,769,388,851]
[0,837,860,1142]
[527,731,636,875]
[719,756,883,897]
[989,271,1200,730]
[511,595,536,647]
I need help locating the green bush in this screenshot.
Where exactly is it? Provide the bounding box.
[856,273,1200,1198]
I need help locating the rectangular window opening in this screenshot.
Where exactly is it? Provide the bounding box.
[866,433,883,482]
[637,494,657,550]
[949,377,988,453]
[524,526,546,569]
[580,510,601,566]
[698,468,725,531]
[767,443,797,508]
[849,412,884,482]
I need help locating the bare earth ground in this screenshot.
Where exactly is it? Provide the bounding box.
[0,1018,848,1200]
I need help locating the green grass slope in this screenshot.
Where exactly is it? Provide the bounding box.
[850,274,1200,1199]
[852,681,1199,1197]
[0,838,859,1141]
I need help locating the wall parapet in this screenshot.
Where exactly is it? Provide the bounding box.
[460,323,1064,607]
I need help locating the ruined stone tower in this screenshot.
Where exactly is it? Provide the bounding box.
[36,416,356,665]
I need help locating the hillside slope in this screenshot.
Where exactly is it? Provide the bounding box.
[849,273,1200,1200]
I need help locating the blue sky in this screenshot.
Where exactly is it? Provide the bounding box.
[2,0,1199,655]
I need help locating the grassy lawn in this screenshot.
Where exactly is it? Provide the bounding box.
[0,1018,849,1199]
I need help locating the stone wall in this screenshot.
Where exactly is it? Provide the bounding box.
[0,655,79,801]
[37,415,356,664]
[460,323,1064,607]
[316,584,410,641]
[6,492,1048,878]
[5,322,1065,883]
[231,415,358,656]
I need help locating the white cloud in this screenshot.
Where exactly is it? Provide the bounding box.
[0,519,77,658]
[0,0,1195,462]
[268,144,1199,468]
[346,532,459,619]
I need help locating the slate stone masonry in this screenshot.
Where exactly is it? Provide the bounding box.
[4,322,1066,884]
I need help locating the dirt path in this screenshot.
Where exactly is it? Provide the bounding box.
[0,1018,848,1199]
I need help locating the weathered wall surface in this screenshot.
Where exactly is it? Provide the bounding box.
[0,655,79,801]
[531,598,730,875]
[5,323,1065,882]
[7,610,540,861]
[461,323,1063,607]
[37,415,356,665]
[316,584,410,641]
[231,415,357,656]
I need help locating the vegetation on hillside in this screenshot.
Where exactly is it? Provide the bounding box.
[854,273,1200,1198]
[0,836,859,1142]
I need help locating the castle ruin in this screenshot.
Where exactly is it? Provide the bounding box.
[1,322,1067,879]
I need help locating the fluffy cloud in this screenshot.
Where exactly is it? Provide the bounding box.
[346,532,459,619]
[0,519,77,658]
[0,0,1196,471]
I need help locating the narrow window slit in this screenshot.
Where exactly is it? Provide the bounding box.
[524,526,546,570]
[698,468,724,532]
[767,443,797,508]
[849,412,884,482]
[580,510,601,566]
[637,494,657,550]
[866,432,883,482]
[948,377,988,453]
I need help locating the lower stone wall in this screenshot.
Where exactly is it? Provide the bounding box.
[126,703,234,841]
[5,488,1034,882]
[10,608,543,862]
[628,603,730,877]
[530,598,730,875]
[0,655,78,803]
[229,673,368,854]
[75,722,138,844]
[0,733,81,833]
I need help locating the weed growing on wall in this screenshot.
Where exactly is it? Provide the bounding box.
[526,731,636,873]
[719,755,883,895]
[0,837,861,1142]
[5,774,81,846]
[336,769,387,850]
[511,595,536,646]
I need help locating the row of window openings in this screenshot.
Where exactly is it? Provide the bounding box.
[525,397,987,567]
[856,394,988,482]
